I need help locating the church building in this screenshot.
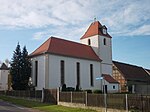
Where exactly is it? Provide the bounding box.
[29,21,119,93]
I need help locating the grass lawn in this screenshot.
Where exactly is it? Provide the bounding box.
[0,95,96,112]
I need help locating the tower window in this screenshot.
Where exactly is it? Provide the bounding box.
[103,38,106,45]
[88,39,91,45]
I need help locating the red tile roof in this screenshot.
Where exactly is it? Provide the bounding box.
[102,74,119,83]
[113,61,150,82]
[30,37,101,61]
[80,21,112,39]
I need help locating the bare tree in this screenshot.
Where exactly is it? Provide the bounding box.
[4,59,10,67]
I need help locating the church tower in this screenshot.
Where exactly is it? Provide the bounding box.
[80,21,112,75]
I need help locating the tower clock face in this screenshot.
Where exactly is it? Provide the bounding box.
[103,28,107,34]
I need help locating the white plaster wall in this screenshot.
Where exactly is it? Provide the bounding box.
[0,70,9,90]
[104,80,119,93]
[101,64,112,76]
[80,35,99,56]
[99,35,112,65]
[31,55,45,90]
[81,35,112,76]
[48,54,102,90]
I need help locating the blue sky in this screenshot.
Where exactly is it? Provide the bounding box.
[0,0,150,69]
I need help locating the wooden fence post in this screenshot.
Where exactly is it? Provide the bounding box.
[42,88,44,102]
[57,88,60,104]
[104,93,107,112]
[125,94,128,112]
[71,92,72,103]
[85,91,87,106]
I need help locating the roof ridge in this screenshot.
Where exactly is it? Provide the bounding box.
[46,37,52,53]
[113,60,142,68]
[50,36,95,47]
[30,37,51,55]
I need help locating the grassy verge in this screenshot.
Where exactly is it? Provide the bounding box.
[0,95,96,112]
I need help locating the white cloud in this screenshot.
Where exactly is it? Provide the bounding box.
[129,25,150,36]
[33,24,88,41]
[0,0,149,38]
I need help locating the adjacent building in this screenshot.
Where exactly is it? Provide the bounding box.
[0,63,9,90]
[113,61,150,94]
[29,21,119,93]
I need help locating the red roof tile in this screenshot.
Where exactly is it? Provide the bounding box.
[113,61,150,82]
[80,21,112,39]
[30,37,101,61]
[102,74,119,83]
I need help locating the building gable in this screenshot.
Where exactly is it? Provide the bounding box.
[80,21,112,40]
[0,63,9,70]
[113,61,150,82]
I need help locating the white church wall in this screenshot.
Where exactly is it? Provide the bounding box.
[80,35,99,55]
[101,63,112,75]
[99,35,112,65]
[99,35,112,75]
[48,54,102,90]
[0,70,9,90]
[31,55,45,90]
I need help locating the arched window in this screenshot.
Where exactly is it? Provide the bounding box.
[88,39,91,45]
[103,38,106,45]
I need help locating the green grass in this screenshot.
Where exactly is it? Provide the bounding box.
[0,95,96,112]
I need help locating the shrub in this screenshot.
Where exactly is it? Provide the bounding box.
[66,87,75,91]
[93,90,102,94]
[84,90,92,93]
[61,84,66,91]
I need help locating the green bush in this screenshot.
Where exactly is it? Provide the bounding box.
[84,90,92,93]
[93,90,102,94]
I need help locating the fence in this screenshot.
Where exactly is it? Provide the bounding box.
[0,89,57,104]
[1,90,150,111]
[59,92,150,112]
[0,90,42,101]
[43,89,57,104]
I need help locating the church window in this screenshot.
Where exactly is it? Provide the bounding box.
[88,39,91,45]
[76,62,80,86]
[103,38,106,45]
[90,64,94,86]
[35,61,38,86]
[60,60,65,85]
[113,85,115,89]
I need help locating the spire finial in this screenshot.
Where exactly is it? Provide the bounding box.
[94,17,96,22]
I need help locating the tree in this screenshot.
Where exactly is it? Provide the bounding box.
[20,46,31,90]
[4,59,10,67]
[10,43,31,90]
[10,43,22,90]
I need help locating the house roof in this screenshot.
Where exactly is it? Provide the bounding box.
[102,74,119,84]
[113,61,150,82]
[80,21,112,39]
[30,37,101,61]
[145,69,150,75]
[0,63,9,70]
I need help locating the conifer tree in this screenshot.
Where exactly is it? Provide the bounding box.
[10,44,31,90]
[10,43,22,90]
[20,46,31,89]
